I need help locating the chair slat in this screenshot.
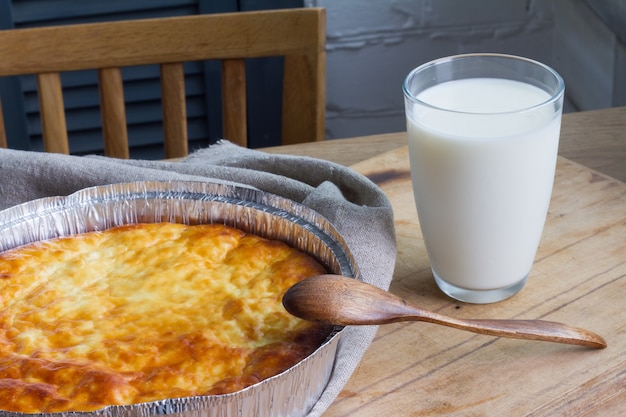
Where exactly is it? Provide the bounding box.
[221,59,247,147]
[282,53,325,145]
[37,73,70,154]
[161,63,188,159]
[0,9,324,75]
[98,68,129,159]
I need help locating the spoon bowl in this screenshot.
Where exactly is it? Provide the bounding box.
[282,275,607,349]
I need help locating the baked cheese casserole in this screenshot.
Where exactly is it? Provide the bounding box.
[0,222,330,413]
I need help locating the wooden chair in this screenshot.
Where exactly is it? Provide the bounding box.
[0,8,326,158]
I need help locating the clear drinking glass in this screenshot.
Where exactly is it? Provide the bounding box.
[403,53,564,304]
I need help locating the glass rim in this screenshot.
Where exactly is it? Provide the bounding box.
[402,53,565,116]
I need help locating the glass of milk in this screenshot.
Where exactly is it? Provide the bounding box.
[403,53,564,304]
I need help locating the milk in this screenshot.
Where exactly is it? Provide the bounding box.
[407,78,561,291]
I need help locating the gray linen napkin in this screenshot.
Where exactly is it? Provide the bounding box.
[0,141,397,416]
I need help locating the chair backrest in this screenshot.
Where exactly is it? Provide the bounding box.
[0,8,326,159]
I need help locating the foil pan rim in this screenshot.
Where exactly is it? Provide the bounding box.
[0,181,360,279]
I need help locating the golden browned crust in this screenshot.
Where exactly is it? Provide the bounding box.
[0,223,330,412]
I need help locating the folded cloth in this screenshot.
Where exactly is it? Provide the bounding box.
[0,140,397,416]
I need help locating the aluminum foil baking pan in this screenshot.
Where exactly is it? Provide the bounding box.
[0,181,360,417]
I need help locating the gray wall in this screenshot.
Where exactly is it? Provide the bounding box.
[306,0,625,140]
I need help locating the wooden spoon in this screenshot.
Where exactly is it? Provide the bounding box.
[282,275,607,349]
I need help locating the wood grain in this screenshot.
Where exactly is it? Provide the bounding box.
[98,68,129,159]
[317,146,625,417]
[221,59,247,147]
[262,132,408,167]
[161,62,188,159]
[0,10,325,74]
[264,106,626,182]
[36,73,69,154]
[264,111,625,414]
[282,51,326,146]
[559,106,626,182]
[283,275,606,348]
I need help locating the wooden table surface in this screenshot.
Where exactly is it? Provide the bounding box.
[264,106,626,416]
[265,106,626,183]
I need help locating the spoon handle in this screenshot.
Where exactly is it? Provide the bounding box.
[417,312,607,349]
[282,275,607,349]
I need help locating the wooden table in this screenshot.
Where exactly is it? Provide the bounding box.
[265,106,626,416]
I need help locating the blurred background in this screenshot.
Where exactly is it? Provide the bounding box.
[1,0,624,156]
